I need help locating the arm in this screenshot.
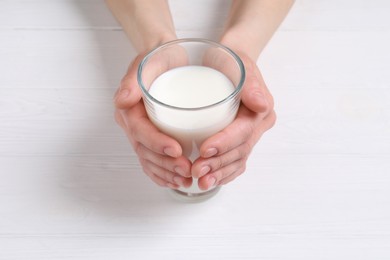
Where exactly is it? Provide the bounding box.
[106,0,192,189]
[105,0,177,53]
[221,0,295,60]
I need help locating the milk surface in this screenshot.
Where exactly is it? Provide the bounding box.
[149,65,234,108]
[148,65,237,193]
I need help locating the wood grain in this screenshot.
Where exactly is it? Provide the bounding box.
[0,0,389,259]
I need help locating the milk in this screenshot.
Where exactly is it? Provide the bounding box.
[148,65,238,194]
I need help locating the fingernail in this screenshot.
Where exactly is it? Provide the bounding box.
[204,148,218,158]
[199,165,211,177]
[208,176,217,187]
[164,147,177,157]
[173,176,182,186]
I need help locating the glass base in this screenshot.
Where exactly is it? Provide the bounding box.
[168,186,221,203]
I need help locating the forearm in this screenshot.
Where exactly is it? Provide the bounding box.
[105,0,177,53]
[221,0,294,60]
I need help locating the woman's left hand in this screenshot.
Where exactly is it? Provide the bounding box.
[191,52,276,190]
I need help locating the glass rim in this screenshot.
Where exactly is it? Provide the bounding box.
[137,38,245,111]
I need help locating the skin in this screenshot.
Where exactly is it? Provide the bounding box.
[106,0,294,190]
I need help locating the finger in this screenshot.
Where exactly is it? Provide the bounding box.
[197,159,246,190]
[217,167,246,186]
[141,158,177,185]
[140,162,173,188]
[246,109,277,146]
[199,105,258,158]
[114,55,144,109]
[140,158,192,188]
[192,142,251,178]
[142,167,178,189]
[121,103,183,158]
[240,72,270,113]
[196,111,277,186]
[136,143,192,178]
[237,54,273,113]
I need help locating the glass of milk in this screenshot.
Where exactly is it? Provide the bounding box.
[137,38,245,202]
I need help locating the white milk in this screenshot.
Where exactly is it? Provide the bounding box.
[148,65,237,194]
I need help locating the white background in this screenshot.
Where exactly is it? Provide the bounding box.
[0,0,389,259]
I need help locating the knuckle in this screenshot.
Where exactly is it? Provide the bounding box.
[241,120,255,141]
[114,110,123,127]
[139,158,149,171]
[158,156,167,169]
[216,129,230,150]
[238,142,251,159]
[134,142,144,157]
[212,170,223,183]
[270,110,277,127]
[266,94,275,111]
[208,154,226,173]
[235,159,247,177]
[264,110,277,131]
[214,156,224,170]
[129,121,138,139]
[113,93,121,108]
[239,162,247,175]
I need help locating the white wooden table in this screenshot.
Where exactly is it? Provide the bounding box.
[1,1,389,259]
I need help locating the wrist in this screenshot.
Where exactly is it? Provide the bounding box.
[220,26,260,61]
[134,30,177,54]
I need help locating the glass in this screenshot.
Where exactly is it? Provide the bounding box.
[137,38,245,202]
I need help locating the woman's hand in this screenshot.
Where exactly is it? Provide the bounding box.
[114,55,192,189]
[191,53,276,190]
[106,0,292,192]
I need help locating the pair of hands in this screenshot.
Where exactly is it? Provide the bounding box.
[114,52,276,191]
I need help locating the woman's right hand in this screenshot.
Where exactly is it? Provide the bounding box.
[114,55,193,189]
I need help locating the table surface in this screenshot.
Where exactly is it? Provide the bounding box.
[1,0,390,259]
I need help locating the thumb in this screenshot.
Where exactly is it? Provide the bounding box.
[114,55,143,109]
[240,72,270,114]
[235,52,272,113]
